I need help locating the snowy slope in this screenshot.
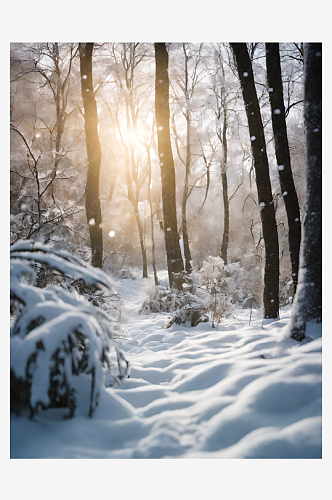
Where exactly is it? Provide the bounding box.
[10,273,322,459]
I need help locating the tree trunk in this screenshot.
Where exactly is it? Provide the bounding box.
[266,43,301,295]
[154,43,184,289]
[231,43,279,319]
[220,109,229,265]
[147,149,159,286]
[123,147,148,279]
[79,43,103,268]
[289,43,322,341]
[182,111,192,272]
[134,203,148,279]
[49,43,63,201]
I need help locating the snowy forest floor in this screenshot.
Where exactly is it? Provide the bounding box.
[10,271,322,459]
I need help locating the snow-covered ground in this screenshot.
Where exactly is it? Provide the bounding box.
[10,272,322,459]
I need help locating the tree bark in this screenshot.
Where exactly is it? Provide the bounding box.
[266,43,301,295]
[79,43,103,268]
[154,43,184,289]
[289,43,322,341]
[231,43,279,319]
[220,108,229,265]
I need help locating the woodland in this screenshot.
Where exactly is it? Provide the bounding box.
[9,42,322,460]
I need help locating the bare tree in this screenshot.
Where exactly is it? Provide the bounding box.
[171,43,205,272]
[266,43,301,294]
[231,43,279,319]
[105,43,152,278]
[211,49,231,264]
[154,43,184,289]
[144,135,160,286]
[79,43,103,268]
[289,43,322,341]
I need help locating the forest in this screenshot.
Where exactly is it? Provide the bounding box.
[10,42,322,461]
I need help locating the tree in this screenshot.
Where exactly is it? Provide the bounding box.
[154,43,184,289]
[10,43,86,247]
[266,43,301,294]
[230,43,279,319]
[142,131,160,286]
[79,43,103,268]
[211,45,231,264]
[289,43,322,341]
[107,43,151,278]
[171,43,205,272]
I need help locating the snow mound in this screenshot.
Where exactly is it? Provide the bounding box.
[11,275,322,458]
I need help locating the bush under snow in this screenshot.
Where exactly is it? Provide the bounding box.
[10,241,129,419]
[141,256,235,328]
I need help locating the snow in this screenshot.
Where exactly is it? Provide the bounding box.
[10,273,322,459]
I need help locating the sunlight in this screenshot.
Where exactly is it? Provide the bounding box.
[126,129,139,145]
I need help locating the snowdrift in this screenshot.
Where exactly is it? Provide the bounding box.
[11,275,322,459]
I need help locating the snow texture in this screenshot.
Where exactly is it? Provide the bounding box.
[11,271,322,459]
[10,242,129,420]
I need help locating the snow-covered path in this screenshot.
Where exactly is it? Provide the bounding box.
[10,274,322,458]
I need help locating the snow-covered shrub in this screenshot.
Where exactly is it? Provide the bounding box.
[10,241,129,419]
[141,257,234,328]
[199,258,262,309]
[115,268,136,280]
[141,285,209,328]
[140,285,181,314]
[30,261,124,321]
[192,256,228,292]
[191,256,234,327]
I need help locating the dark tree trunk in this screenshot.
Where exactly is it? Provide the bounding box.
[231,43,279,319]
[154,43,184,289]
[289,43,322,341]
[220,109,229,265]
[79,43,103,268]
[266,43,301,295]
